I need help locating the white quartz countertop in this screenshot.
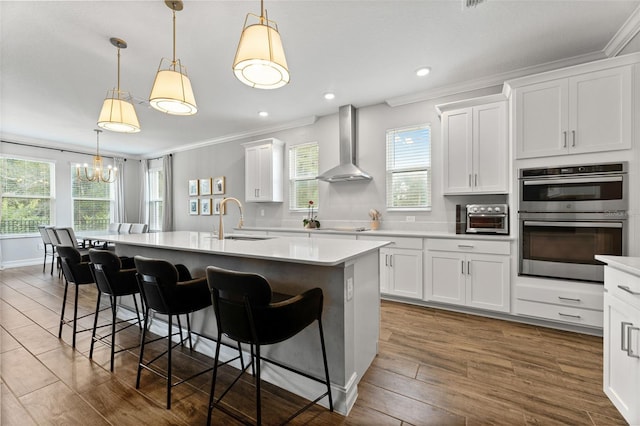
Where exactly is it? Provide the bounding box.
[87,231,389,266]
[595,255,640,278]
[239,226,514,240]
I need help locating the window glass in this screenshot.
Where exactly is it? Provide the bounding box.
[72,166,114,231]
[386,124,431,210]
[149,167,164,231]
[0,156,54,234]
[289,142,319,210]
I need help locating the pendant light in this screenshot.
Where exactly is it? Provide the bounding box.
[149,0,197,115]
[76,129,117,183]
[97,38,141,133]
[233,0,290,89]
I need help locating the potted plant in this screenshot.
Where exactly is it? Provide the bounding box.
[303,200,320,229]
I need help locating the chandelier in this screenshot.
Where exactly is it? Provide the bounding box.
[76,129,117,183]
[233,0,290,89]
[149,0,197,115]
[97,37,140,133]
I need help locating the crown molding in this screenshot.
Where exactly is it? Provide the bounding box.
[385,51,605,108]
[143,115,318,159]
[604,4,640,57]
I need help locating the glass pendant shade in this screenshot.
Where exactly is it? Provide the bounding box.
[233,14,289,89]
[149,59,197,115]
[98,90,140,133]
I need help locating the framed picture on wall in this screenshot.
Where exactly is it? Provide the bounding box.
[200,198,212,215]
[189,199,199,215]
[188,179,199,196]
[199,178,212,196]
[213,198,226,215]
[213,176,225,195]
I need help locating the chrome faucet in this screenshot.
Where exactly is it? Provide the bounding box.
[218,197,244,240]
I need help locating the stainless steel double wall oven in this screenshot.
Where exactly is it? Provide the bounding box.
[518,162,627,283]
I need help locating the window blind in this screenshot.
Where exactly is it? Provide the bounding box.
[289,142,319,210]
[71,167,114,231]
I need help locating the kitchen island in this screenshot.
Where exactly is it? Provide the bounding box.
[94,231,389,415]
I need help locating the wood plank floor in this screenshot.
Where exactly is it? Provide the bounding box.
[0,264,627,425]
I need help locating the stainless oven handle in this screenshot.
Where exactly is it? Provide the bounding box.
[468,213,507,218]
[523,221,623,229]
[522,176,623,185]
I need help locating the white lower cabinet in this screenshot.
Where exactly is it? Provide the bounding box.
[379,248,423,299]
[603,265,640,424]
[425,239,510,313]
[358,235,423,299]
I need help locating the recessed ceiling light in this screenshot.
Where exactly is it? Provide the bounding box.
[324,92,335,100]
[258,111,269,117]
[416,67,431,77]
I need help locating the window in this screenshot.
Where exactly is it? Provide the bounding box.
[289,142,319,210]
[386,124,431,210]
[71,167,114,231]
[148,166,164,231]
[0,156,54,234]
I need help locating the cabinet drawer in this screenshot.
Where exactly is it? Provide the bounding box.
[517,283,603,310]
[358,235,422,250]
[516,299,603,328]
[426,238,509,255]
[606,267,640,310]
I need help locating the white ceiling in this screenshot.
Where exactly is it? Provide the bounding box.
[2,0,639,158]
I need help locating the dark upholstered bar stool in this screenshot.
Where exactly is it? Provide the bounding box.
[205,265,333,425]
[88,249,144,372]
[57,245,97,348]
[134,256,221,409]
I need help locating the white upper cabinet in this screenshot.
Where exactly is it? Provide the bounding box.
[511,64,632,159]
[439,96,508,195]
[243,139,284,203]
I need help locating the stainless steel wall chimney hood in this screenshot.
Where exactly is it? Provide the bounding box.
[317,104,372,182]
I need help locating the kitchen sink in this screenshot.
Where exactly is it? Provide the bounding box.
[224,235,273,241]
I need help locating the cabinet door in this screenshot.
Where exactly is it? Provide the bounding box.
[604,293,640,424]
[245,146,261,202]
[387,249,423,299]
[379,250,390,294]
[466,254,510,312]
[473,102,508,193]
[426,251,466,305]
[256,144,274,201]
[569,66,632,154]
[442,108,473,194]
[514,79,568,159]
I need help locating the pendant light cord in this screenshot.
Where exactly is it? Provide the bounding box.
[116,46,121,93]
[172,5,177,69]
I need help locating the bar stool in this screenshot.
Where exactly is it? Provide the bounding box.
[57,245,97,348]
[134,256,242,409]
[205,265,333,425]
[88,249,144,372]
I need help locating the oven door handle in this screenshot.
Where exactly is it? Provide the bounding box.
[468,213,507,218]
[523,220,623,228]
[522,176,623,186]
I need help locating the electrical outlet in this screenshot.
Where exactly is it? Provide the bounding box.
[260,209,265,217]
[346,277,354,301]
[406,216,415,222]
[37,243,44,251]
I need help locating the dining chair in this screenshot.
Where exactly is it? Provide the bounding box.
[119,223,132,234]
[129,223,148,234]
[107,223,121,233]
[45,227,63,276]
[205,265,333,425]
[38,225,56,274]
[55,227,88,252]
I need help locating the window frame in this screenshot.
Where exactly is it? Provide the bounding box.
[148,164,164,232]
[70,165,115,232]
[385,123,432,212]
[288,141,320,212]
[0,154,55,236]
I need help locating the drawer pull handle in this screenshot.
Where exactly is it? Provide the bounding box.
[621,321,633,351]
[457,244,474,249]
[558,312,581,319]
[558,296,581,303]
[618,285,640,295]
[628,326,640,359]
